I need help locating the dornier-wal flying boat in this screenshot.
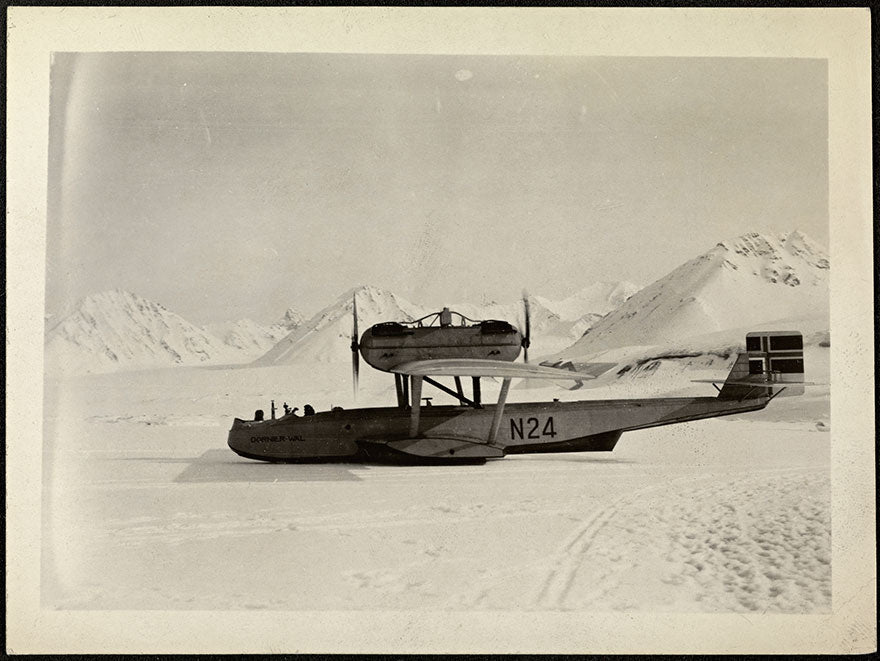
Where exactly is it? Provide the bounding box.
[228,293,812,463]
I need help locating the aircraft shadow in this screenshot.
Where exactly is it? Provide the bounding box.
[165,449,630,483]
[514,454,638,465]
[173,449,367,483]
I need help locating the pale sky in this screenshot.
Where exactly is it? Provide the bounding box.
[46,53,828,324]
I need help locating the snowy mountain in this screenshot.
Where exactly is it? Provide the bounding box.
[203,318,290,359]
[44,281,639,374]
[449,297,594,358]
[45,290,243,374]
[279,307,304,331]
[52,230,822,377]
[536,281,641,321]
[550,231,829,362]
[253,285,424,366]
[252,282,639,367]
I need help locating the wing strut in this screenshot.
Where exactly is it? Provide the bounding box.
[487,378,512,444]
[409,375,423,437]
[472,377,482,408]
[423,375,476,407]
[394,373,407,408]
[454,376,464,400]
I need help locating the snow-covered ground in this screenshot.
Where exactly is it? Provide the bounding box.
[42,347,830,613]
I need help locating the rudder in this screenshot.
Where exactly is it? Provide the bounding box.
[718,331,805,400]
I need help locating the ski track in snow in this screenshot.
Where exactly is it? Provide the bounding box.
[531,482,670,610]
[448,466,829,613]
[47,437,830,613]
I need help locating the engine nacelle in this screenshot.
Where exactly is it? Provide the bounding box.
[359,311,523,373]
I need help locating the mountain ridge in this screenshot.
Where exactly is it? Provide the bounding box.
[45,289,242,374]
[44,230,828,374]
[549,230,829,362]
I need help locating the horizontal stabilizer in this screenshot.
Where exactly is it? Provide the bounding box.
[392,358,598,381]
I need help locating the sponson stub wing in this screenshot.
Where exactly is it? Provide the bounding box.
[391,358,598,381]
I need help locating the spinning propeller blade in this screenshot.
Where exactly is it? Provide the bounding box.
[522,290,531,363]
[351,293,359,398]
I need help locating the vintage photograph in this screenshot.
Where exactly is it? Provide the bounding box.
[7,7,874,655]
[43,51,831,611]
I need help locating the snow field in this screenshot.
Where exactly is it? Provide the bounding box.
[42,330,830,613]
[43,363,830,613]
[554,468,831,612]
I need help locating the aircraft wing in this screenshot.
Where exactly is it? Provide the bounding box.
[691,379,822,386]
[392,359,598,381]
[540,360,618,378]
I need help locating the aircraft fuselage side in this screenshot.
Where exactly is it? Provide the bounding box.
[227,395,768,462]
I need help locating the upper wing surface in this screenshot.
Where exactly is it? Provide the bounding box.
[691,379,821,385]
[540,360,617,378]
[391,358,598,381]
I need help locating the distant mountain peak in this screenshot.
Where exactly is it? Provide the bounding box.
[551,229,829,360]
[342,283,392,298]
[45,289,242,374]
[538,280,641,321]
[205,317,290,357]
[280,307,304,330]
[252,285,423,366]
[710,230,829,287]
[336,285,421,321]
[73,289,172,320]
[714,230,828,267]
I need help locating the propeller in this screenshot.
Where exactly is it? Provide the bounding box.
[521,290,531,363]
[351,293,360,399]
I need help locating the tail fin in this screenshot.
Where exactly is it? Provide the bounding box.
[718,331,805,400]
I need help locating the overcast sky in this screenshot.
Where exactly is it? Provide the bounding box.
[46,53,828,324]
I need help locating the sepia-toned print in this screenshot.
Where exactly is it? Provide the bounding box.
[43,52,831,614]
[6,7,874,655]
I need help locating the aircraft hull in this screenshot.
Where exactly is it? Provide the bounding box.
[227,395,768,462]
